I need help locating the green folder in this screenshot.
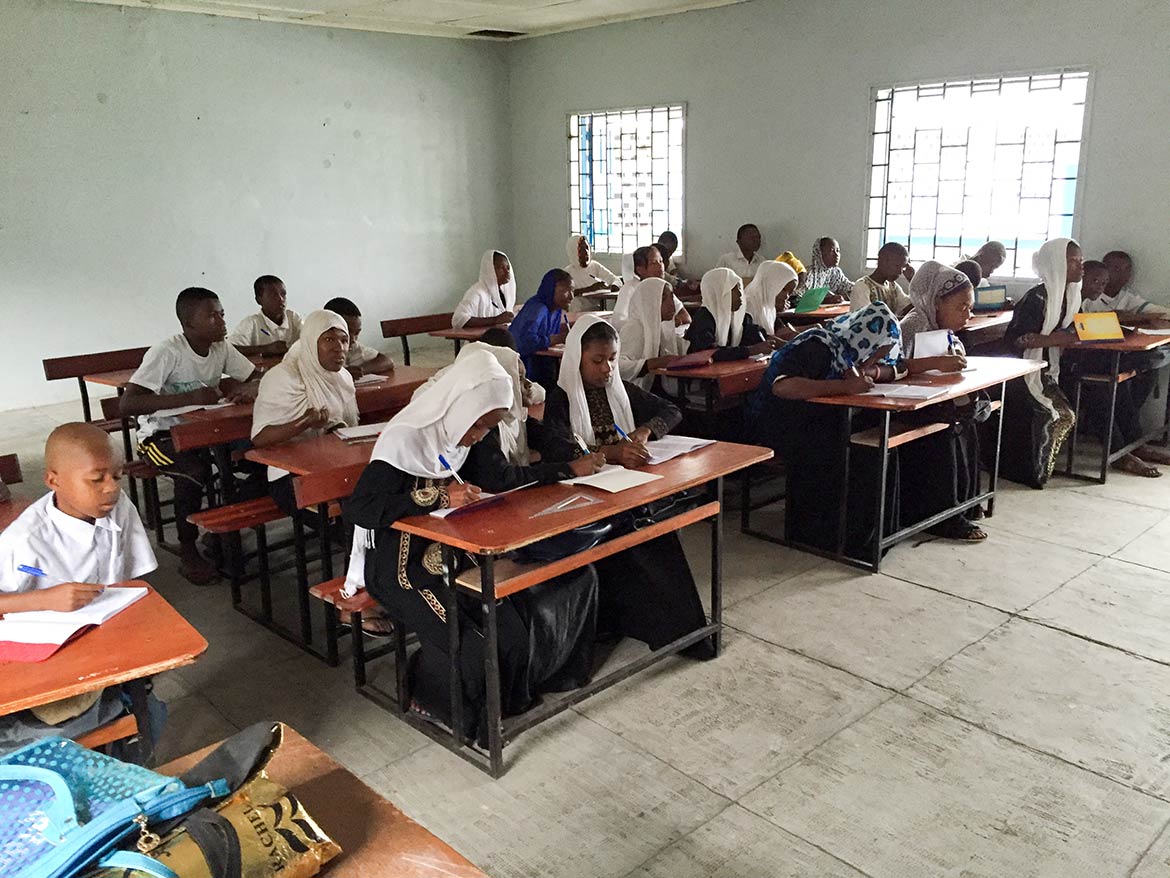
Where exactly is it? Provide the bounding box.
[793,286,831,314]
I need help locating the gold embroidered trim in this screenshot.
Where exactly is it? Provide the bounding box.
[422,542,446,576]
[396,532,412,590]
[420,589,447,623]
[411,486,440,507]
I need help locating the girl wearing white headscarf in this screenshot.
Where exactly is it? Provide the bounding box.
[535,315,714,661]
[618,279,689,389]
[743,261,800,338]
[801,237,853,301]
[684,268,773,361]
[451,250,517,329]
[564,234,620,309]
[343,348,599,740]
[252,309,360,505]
[998,238,1081,488]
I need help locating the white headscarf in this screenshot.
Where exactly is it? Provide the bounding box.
[558,314,636,446]
[478,249,516,312]
[620,252,636,283]
[743,261,798,334]
[413,342,531,465]
[250,309,358,439]
[901,260,973,350]
[371,349,514,479]
[618,279,671,390]
[1024,237,1082,406]
[566,234,587,268]
[700,267,746,346]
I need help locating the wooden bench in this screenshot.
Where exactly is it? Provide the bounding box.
[43,347,148,423]
[0,454,22,485]
[308,578,400,688]
[100,396,152,520]
[380,313,454,365]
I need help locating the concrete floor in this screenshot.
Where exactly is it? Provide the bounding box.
[5,349,1170,877]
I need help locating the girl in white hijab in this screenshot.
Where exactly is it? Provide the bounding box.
[998,237,1082,487]
[564,234,620,308]
[743,261,800,339]
[451,250,517,329]
[684,267,774,362]
[618,278,688,389]
[343,349,599,738]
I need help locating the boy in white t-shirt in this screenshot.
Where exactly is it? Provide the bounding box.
[716,223,766,283]
[849,241,913,315]
[121,287,260,584]
[0,423,160,752]
[1091,251,1170,324]
[228,275,303,357]
[323,297,395,379]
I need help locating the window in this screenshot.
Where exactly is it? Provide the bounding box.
[568,104,685,257]
[866,71,1089,278]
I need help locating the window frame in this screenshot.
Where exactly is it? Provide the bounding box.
[565,101,688,259]
[861,67,1094,280]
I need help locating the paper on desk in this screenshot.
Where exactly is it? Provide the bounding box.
[1136,327,1170,336]
[334,422,387,441]
[0,586,147,646]
[353,374,387,385]
[913,329,953,358]
[645,435,715,465]
[863,384,949,400]
[563,466,664,493]
[428,481,537,518]
[151,401,234,418]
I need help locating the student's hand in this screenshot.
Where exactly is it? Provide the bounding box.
[838,373,875,396]
[604,441,651,469]
[902,264,916,281]
[568,453,606,477]
[748,341,775,357]
[497,311,515,323]
[41,582,105,612]
[346,365,364,380]
[302,407,332,430]
[190,386,222,406]
[550,331,568,346]
[262,341,288,356]
[224,382,259,403]
[629,426,652,445]
[917,355,967,373]
[775,323,799,341]
[645,356,675,372]
[447,482,482,507]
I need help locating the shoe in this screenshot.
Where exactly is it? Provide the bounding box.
[180,546,220,586]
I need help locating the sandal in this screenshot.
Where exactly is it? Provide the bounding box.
[929,519,988,542]
[1113,453,1162,478]
[340,611,395,638]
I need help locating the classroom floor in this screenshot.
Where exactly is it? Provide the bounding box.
[7,350,1170,877]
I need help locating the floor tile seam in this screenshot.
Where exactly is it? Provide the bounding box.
[1065,485,1170,513]
[1128,812,1170,877]
[897,615,1015,692]
[734,797,883,878]
[614,803,738,878]
[1011,614,1170,669]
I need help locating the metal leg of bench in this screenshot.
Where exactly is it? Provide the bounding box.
[353,608,368,687]
[78,377,93,423]
[256,525,272,622]
[323,601,340,668]
[739,469,751,533]
[871,412,891,574]
[481,553,504,777]
[710,476,724,657]
[835,408,854,556]
[401,338,411,367]
[393,624,408,707]
[1066,377,1083,477]
[146,477,164,545]
[443,546,464,746]
[292,512,313,646]
[987,382,1007,517]
[318,505,337,663]
[1099,352,1121,484]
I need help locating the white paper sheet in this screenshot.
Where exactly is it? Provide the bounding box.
[0,586,148,644]
[353,374,387,385]
[863,384,950,400]
[563,466,664,493]
[334,422,388,441]
[644,435,715,466]
[913,329,953,358]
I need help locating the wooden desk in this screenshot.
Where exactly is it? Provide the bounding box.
[385,441,771,776]
[160,727,487,877]
[1062,332,1170,483]
[246,433,374,475]
[962,309,1013,348]
[576,289,621,307]
[428,312,613,355]
[0,584,207,765]
[781,303,850,325]
[84,353,279,394]
[650,356,769,414]
[788,356,1044,573]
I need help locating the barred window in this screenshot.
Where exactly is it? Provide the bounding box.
[568,104,685,257]
[866,71,1089,278]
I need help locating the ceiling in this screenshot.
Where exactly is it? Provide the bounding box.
[70,0,749,40]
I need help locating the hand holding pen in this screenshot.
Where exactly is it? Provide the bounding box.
[439,454,482,507]
[17,566,104,612]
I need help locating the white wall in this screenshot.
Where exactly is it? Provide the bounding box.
[1,0,510,410]
[506,0,1170,296]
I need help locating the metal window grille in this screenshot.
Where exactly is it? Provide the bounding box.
[866,71,1089,278]
[568,104,685,257]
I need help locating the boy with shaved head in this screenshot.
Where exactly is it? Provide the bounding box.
[0,423,158,750]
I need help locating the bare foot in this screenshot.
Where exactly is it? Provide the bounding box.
[1113,453,1161,478]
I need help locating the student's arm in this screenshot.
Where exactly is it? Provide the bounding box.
[120,382,219,417]
[673,298,693,327]
[908,355,967,375]
[343,461,450,529]
[530,388,585,463]
[549,312,570,346]
[219,347,262,401]
[0,583,105,615]
[462,314,514,328]
[351,352,395,376]
[232,341,287,357]
[769,340,874,400]
[626,381,682,440]
[460,427,592,492]
[252,410,331,447]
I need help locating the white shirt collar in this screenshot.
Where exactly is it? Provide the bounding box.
[47,496,121,547]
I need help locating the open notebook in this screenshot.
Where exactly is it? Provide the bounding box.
[0,585,148,663]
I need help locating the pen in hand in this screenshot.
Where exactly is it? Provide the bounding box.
[438,454,465,484]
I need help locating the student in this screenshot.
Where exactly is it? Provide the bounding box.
[510,268,574,386]
[656,230,700,293]
[0,423,159,751]
[251,310,359,512]
[451,250,517,329]
[342,351,599,741]
[955,259,983,290]
[229,275,302,357]
[564,234,620,297]
[322,297,394,379]
[999,238,1081,488]
[618,278,689,389]
[774,251,807,302]
[716,223,765,282]
[802,237,854,302]
[685,267,774,361]
[849,242,914,314]
[964,241,1007,285]
[536,316,713,659]
[744,261,801,339]
[1060,260,1170,476]
[120,287,260,584]
[612,245,690,329]
[1093,251,1170,324]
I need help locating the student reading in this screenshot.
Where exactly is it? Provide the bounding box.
[452,250,517,329]
[120,287,260,584]
[341,350,598,741]
[535,315,715,659]
[849,242,913,315]
[0,423,160,752]
[564,233,620,300]
[229,274,302,357]
[323,297,394,378]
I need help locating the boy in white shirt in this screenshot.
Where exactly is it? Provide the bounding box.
[1092,251,1170,323]
[228,275,303,357]
[850,242,914,315]
[323,297,395,379]
[565,234,620,311]
[121,287,260,584]
[716,224,765,283]
[0,423,159,751]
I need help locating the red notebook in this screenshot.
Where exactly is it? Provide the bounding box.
[663,349,716,370]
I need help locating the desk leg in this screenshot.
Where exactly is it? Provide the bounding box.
[871,411,891,574]
[987,382,1007,517]
[124,677,155,767]
[78,377,93,422]
[443,546,464,747]
[481,553,504,777]
[318,505,337,666]
[453,340,462,357]
[835,408,854,557]
[1100,351,1121,484]
[710,476,724,656]
[292,512,312,646]
[706,382,715,417]
[116,388,138,510]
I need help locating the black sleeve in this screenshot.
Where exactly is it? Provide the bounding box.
[741,314,767,346]
[777,339,835,381]
[342,461,442,529]
[1003,286,1047,349]
[460,426,573,492]
[530,387,582,464]
[685,307,752,362]
[624,381,682,438]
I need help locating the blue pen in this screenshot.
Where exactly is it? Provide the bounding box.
[438,454,466,484]
[260,328,272,338]
[18,565,46,577]
[613,423,631,441]
[947,330,957,354]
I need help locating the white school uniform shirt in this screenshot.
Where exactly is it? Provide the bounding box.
[716,248,764,282]
[345,340,382,368]
[1081,286,1170,319]
[564,260,620,290]
[849,277,911,314]
[228,309,302,347]
[0,493,157,594]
